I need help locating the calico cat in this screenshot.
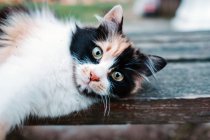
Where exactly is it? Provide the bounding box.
[0,5,166,139]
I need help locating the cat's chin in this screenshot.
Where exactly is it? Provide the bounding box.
[78,87,101,99]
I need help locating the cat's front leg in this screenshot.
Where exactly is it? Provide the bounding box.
[0,95,30,138]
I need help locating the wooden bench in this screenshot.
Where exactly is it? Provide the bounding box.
[16,31,209,125]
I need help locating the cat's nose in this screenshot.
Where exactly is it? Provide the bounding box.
[90,71,100,82]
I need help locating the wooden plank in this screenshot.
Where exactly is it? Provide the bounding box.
[25,62,210,124]
[127,32,210,61]
[128,31,210,43]
[26,98,210,125]
[136,42,210,61]
[137,62,210,99]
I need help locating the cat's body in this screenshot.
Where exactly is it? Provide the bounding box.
[0,5,166,139]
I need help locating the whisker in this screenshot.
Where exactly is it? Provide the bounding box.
[107,94,110,116]
[100,95,106,116]
[124,57,157,80]
[144,59,157,80]
[125,67,150,83]
[104,96,107,117]
[139,73,150,83]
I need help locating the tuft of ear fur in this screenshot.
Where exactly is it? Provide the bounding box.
[141,54,167,77]
[99,5,124,33]
[104,5,123,24]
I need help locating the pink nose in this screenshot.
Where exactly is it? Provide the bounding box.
[90,71,100,82]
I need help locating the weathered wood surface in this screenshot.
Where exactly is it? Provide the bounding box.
[26,31,210,124]
[131,31,210,61]
[27,98,210,125]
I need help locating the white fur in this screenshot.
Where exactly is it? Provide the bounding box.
[75,58,114,96]
[0,10,96,131]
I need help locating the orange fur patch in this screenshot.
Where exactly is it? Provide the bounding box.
[95,35,132,61]
[0,14,35,64]
[131,77,142,94]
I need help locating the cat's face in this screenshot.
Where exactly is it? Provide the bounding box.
[70,5,166,98]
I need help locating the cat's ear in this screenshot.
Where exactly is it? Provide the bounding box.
[104,5,123,25]
[139,54,167,76]
[100,5,123,32]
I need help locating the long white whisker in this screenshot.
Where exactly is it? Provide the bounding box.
[100,95,106,116]
[107,94,110,116]
[104,96,107,117]
[144,62,157,80]
[139,73,150,83]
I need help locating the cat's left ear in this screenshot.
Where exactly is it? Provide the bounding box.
[100,5,123,32]
[139,54,167,77]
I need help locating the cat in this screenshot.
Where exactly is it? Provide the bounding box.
[0,5,166,139]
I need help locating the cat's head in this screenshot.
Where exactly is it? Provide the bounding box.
[70,5,167,98]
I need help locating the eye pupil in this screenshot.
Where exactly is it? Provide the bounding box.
[96,51,100,55]
[116,73,119,77]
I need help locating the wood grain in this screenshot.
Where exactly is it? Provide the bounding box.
[128,31,210,61]
[26,98,210,125]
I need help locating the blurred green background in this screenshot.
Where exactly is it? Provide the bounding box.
[0,0,131,22]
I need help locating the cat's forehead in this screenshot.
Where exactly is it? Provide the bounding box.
[95,34,132,61]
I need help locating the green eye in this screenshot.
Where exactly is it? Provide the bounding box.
[92,47,103,60]
[111,71,124,82]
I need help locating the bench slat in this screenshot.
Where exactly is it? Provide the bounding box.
[137,42,210,61]
[128,31,210,61]
[26,98,210,125]
[137,62,210,99]
[128,31,210,43]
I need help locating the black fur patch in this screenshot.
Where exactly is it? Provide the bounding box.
[108,47,142,98]
[70,25,108,64]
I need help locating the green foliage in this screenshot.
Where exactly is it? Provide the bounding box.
[48,3,116,22]
[0,2,117,22]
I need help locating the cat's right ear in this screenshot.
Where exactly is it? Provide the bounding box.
[98,5,124,33]
[103,5,123,25]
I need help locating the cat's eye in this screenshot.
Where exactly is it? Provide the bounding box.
[111,71,124,82]
[92,47,103,60]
